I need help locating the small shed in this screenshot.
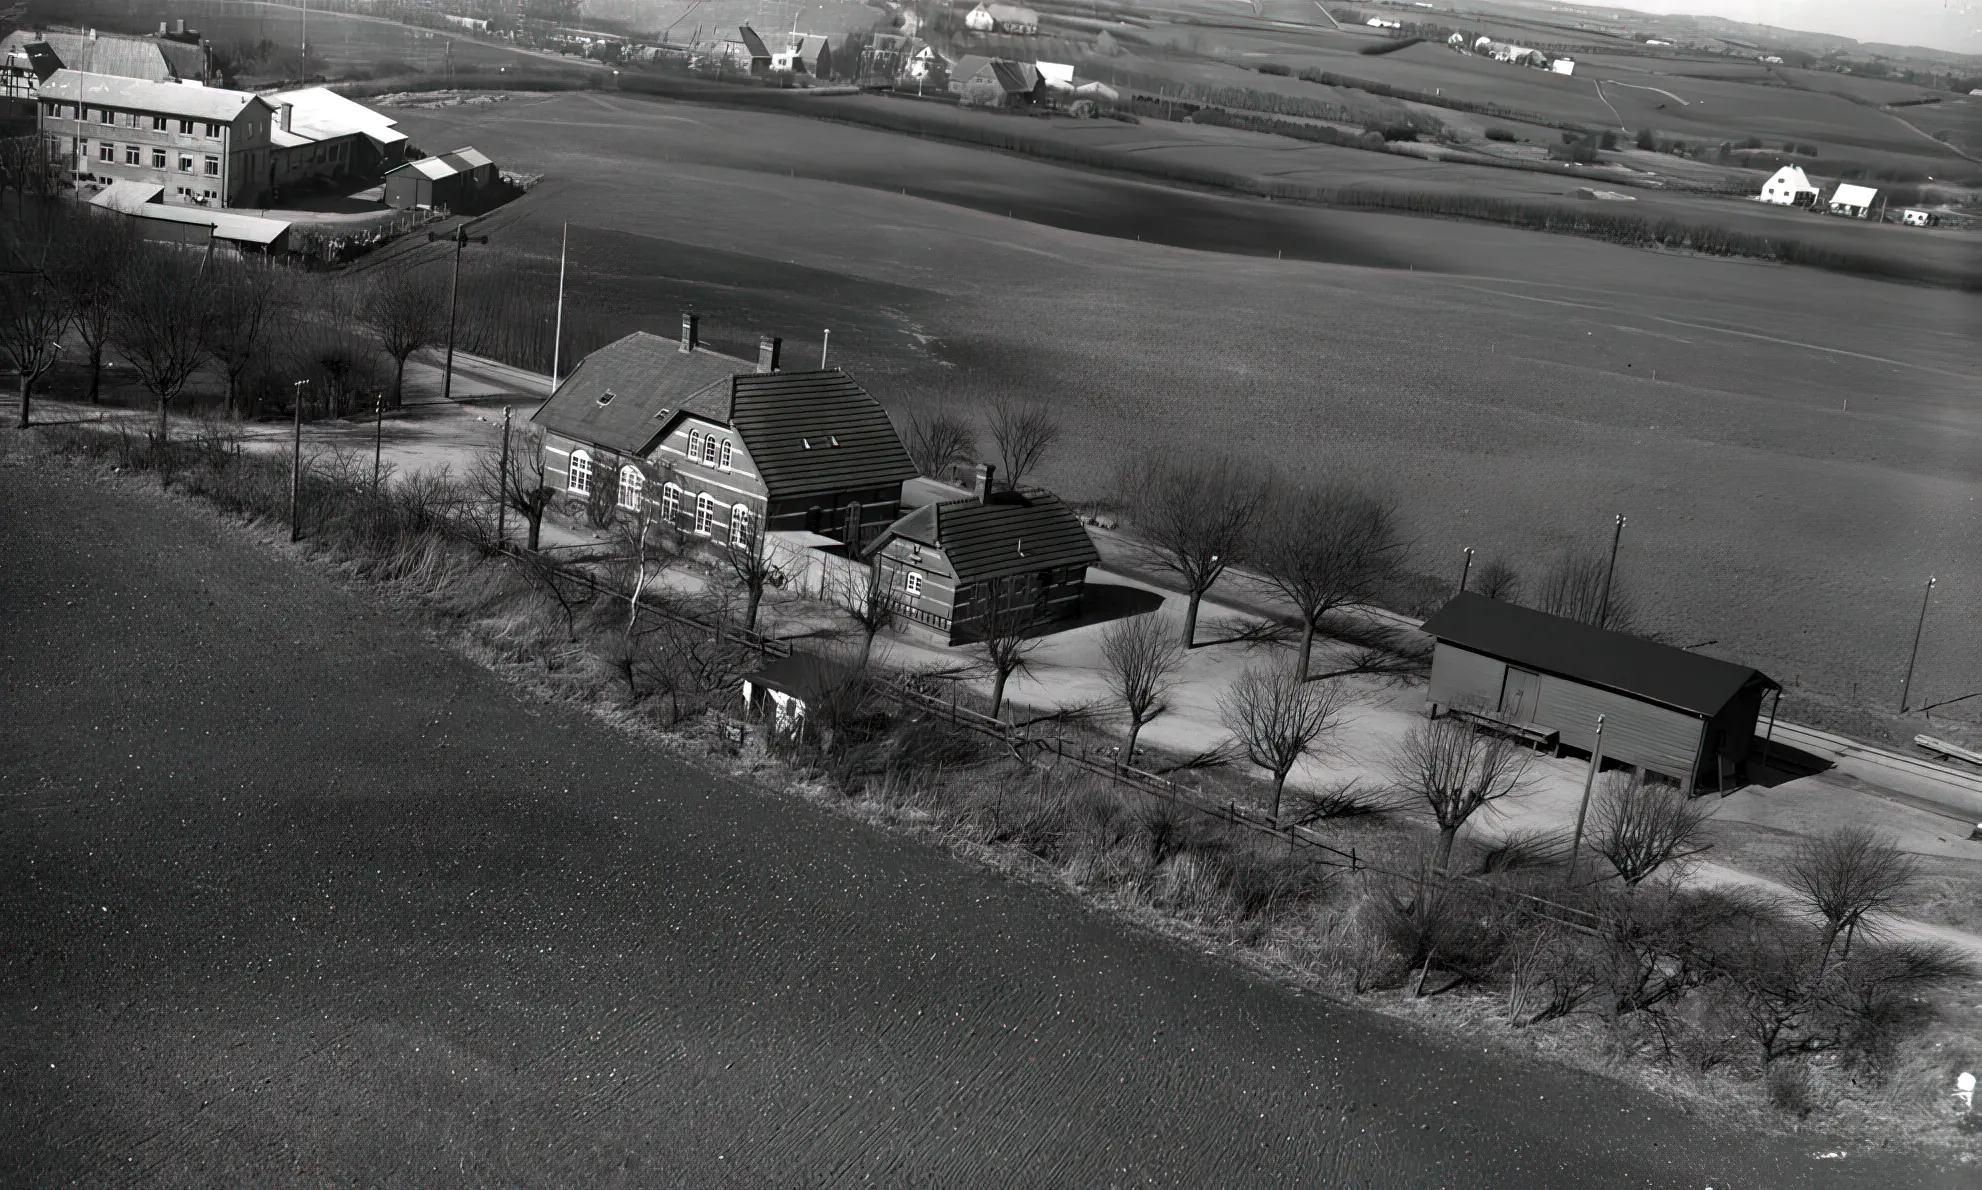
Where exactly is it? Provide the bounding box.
[1828,183,1877,218]
[1900,208,1938,227]
[1418,593,1780,793]
[743,652,859,733]
[383,146,497,212]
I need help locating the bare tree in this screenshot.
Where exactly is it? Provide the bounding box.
[202,256,289,419]
[1388,714,1534,869]
[1119,451,1272,648]
[113,252,212,442]
[1536,549,1637,630]
[971,578,1043,720]
[1099,612,1187,768]
[1779,825,1919,971]
[0,240,68,430]
[479,421,555,550]
[717,507,787,632]
[1219,661,1350,820]
[1588,773,1715,886]
[1252,480,1405,681]
[985,395,1060,490]
[359,267,448,408]
[48,213,135,406]
[894,408,977,480]
[832,559,896,665]
[1471,556,1521,603]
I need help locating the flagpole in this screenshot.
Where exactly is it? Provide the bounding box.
[550,221,567,396]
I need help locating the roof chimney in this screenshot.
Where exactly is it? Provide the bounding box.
[89,28,98,40]
[159,21,168,34]
[974,463,996,503]
[278,102,292,132]
[176,19,186,34]
[756,335,781,373]
[679,312,699,354]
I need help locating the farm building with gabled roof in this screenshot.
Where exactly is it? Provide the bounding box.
[1828,183,1878,218]
[865,465,1100,643]
[1757,164,1819,206]
[532,317,917,552]
[382,146,498,212]
[1418,593,1780,793]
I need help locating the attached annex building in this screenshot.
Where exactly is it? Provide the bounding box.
[531,318,919,553]
[1828,183,1878,218]
[1419,593,1780,793]
[866,465,1099,644]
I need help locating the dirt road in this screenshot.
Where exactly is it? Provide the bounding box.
[0,465,1959,1187]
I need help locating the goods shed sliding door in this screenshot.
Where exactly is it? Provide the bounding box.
[1533,677,1702,780]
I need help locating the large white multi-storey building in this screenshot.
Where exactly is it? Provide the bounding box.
[37,69,275,207]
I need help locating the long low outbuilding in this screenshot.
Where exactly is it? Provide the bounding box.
[1419,593,1780,793]
[88,180,291,250]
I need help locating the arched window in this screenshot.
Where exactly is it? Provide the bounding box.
[660,483,682,526]
[687,429,702,461]
[568,450,592,496]
[618,465,644,511]
[694,492,716,536]
[720,438,734,471]
[702,434,719,465]
[729,504,752,547]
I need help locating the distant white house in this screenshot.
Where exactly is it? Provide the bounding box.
[1828,183,1877,218]
[1366,17,1402,29]
[1760,55,1784,64]
[1757,164,1819,206]
[1447,32,1466,47]
[1550,57,1575,75]
[966,3,1040,34]
[1900,208,1938,227]
[905,45,943,80]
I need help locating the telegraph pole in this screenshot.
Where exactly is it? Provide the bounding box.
[1565,714,1606,888]
[1596,514,1626,629]
[496,405,512,547]
[290,379,308,543]
[1898,576,1937,713]
[372,392,385,494]
[428,222,489,406]
[1459,546,1475,594]
[550,221,567,396]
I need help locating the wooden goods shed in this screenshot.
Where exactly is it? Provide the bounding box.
[1419,594,1780,793]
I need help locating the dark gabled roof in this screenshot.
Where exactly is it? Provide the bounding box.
[1419,593,1777,719]
[989,60,1042,93]
[738,25,771,58]
[727,370,917,500]
[530,331,749,456]
[871,489,1098,583]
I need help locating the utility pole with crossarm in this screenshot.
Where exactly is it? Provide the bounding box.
[428,221,489,406]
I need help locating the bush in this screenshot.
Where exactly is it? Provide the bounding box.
[1255,63,1291,76]
[1483,126,1516,142]
[1369,123,1420,142]
[1635,127,1656,150]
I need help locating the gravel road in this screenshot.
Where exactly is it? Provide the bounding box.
[0,465,1960,1187]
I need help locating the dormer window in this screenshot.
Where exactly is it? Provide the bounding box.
[596,390,615,407]
[829,435,840,447]
[801,438,812,450]
[653,406,671,420]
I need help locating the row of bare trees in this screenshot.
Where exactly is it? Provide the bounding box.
[1116,453,1408,670]
[895,394,1062,491]
[1,204,456,433]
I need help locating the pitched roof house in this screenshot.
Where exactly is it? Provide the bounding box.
[258,86,409,190]
[1,28,194,95]
[531,318,918,551]
[1757,164,1818,206]
[865,465,1099,643]
[948,56,1046,106]
[1828,182,1878,218]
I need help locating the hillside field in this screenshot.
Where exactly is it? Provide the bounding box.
[383,90,1982,719]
